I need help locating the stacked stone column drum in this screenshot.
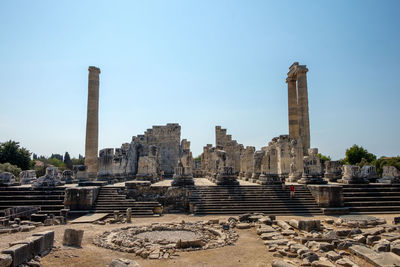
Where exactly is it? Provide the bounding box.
[287,62,310,156]
[85,66,100,179]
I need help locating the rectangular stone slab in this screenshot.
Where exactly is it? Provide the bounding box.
[32,230,54,256]
[350,245,400,267]
[70,213,109,224]
[2,243,30,267]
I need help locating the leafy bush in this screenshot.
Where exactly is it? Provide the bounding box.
[0,162,22,177]
[317,153,331,163]
[343,145,376,165]
[0,140,32,170]
[373,156,400,176]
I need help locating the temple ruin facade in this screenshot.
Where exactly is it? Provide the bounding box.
[97,123,193,183]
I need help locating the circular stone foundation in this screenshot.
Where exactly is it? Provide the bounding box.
[93,221,238,259]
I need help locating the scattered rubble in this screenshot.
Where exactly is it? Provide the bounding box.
[236,213,400,267]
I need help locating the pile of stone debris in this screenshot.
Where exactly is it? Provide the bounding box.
[234,212,400,267]
[0,213,67,235]
[0,230,54,267]
[93,219,239,260]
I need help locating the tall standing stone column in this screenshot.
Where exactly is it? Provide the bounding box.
[85,66,100,180]
[296,66,310,154]
[287,76,299,140]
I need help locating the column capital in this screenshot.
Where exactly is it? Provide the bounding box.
[296,65,308,74]
[88,66,101,74]
[286,76,297,83]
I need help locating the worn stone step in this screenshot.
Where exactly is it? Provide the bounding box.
[342,188,400,192]
[344,196,400,201]
[348,206,400,212]
[0,195,65,200]
[344,201,400,206]
[343,192,400,197]
[194,210,322,215]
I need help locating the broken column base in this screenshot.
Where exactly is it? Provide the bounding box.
[171,175,195,187]
[287,173,302,183]
[297,176,327,184]
[215,175,239,186]
[337,177,369,184]
[257,174,281,185]
[135,174,159,183]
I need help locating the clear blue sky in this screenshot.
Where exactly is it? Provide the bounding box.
[0,0,399,160]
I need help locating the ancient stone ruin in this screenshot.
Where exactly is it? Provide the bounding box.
[380,165,400,184]
[85,66,100,179]
[0,172,16,186]
[32,167,63,188]
[19,170,37,185]
[93,220,238,259]
[171,139,195,186]
[98,123,195,183]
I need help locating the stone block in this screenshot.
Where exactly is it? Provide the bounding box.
[366,235,381,245]
[32,230,54,256]
[236,223,251,229]
[307,185,344,208]
[175,239,204,249]
[0,254,12,267]
[110,258,139,267]
[8,236,43,260]
[350,245,400,267]
[326,251,341,261]
[2,244,30,267]
[64,187,100,210]
[63,229,84,247]
[335,258,356,267]
[311,260,335,267]
[373,239,390,252]
[30,214,47,223]
[288,219,320,232]
[271,260,297,267]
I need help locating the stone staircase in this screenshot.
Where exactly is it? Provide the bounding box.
[0,186,65,216]
[92,186,162,216]
[189,185,322,215]
[343,184,400,213]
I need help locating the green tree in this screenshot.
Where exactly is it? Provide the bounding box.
[63,152,73,169]
[343,144,376,165]
[0,163,22,177]
[374,156,400,176]
[317,153,331,163]
[71,157,85,166]
[47,158,66,170]
[0,140,32,170]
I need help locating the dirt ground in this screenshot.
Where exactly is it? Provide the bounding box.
[0,214,397,267]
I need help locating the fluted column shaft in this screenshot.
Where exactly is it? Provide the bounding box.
[287,77,299,140]
[297,68,310,154]
[85,66,100,179]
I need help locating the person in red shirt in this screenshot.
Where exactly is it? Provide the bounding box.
[290,184,295,199]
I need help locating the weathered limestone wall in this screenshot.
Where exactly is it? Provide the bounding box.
[201,127,244,179]
[239,146,255,180]
[215,126,243,174]
[98,123,181,181]
[85,66,100,179]
[307,185,344,208]
[64,186,100,210]
[261,135,295,178]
